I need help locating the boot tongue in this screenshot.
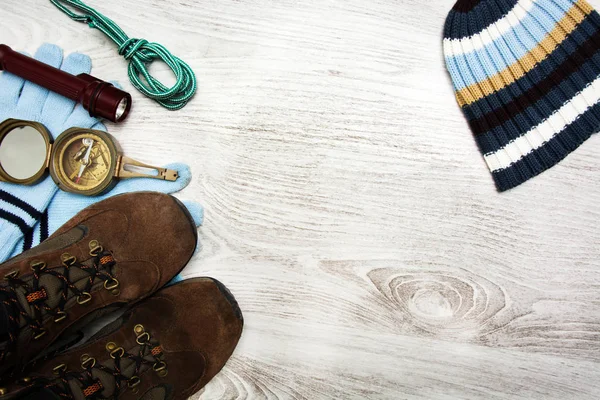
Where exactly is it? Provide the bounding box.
[67,345,157,399]
[67,359,133,399]
[12,260,105,329]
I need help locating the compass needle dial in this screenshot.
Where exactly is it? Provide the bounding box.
[52,130,116,195]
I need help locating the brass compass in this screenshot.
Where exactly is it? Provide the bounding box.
[0,119,177,196]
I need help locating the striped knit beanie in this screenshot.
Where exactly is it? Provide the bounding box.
[444,0,600,191]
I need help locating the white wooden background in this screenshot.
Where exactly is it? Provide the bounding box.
[3,0,600,398]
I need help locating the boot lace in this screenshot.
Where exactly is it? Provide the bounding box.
[0,241,119,366]
[48,324,167,399]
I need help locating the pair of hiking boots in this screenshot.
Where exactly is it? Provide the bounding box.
[0,192,243,400]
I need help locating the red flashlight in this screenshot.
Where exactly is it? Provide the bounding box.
[0,44,131,123]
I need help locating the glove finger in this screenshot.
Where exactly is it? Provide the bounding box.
[164,162,192,193]
[0,64,27,109]
[17,44,63,119]
[110,80,123,90]
[181,200,204,227]
[62,104,103,128]
[167,275,184,286]
[100,162,192,198]
[41,52,92,134]
[90,120,107,132]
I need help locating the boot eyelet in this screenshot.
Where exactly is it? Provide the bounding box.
[53,363,67,375]
[61,253,77,266]
[0,387,8,396]
[103,278,120,291]
[81,354,96,369]
[33,329,47,340]
[110,347,125,359]
[89,240,103,256]
[134,324,145,335]
[54,311,68,323]
[4,270,18,280]
[77,292,92,305]
[19,377,32,384]
[136,332,150,345]
[157,369,168,378]
[153,361,167,374]
[128,376,141,389]
[30,261,46,272]
[106,342,125,359]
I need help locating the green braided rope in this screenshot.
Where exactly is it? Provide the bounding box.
[49,0,197,110]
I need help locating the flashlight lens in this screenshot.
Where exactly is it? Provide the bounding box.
[115,98,128,121]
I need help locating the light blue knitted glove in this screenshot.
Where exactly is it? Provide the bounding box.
[0,44,106,261]
[0,44,203,267]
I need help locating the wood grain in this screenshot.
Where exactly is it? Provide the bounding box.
[3,0,600,398]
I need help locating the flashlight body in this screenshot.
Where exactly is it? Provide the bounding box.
[0,45,131,122]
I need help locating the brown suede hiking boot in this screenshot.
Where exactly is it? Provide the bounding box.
[0,278,243,400]
[0,192,197,380]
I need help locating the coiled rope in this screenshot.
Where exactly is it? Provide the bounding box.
[50,0,197,110]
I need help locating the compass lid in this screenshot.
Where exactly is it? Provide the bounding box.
[0,119,52,186]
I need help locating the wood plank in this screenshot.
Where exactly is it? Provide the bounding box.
[2,0,600,397]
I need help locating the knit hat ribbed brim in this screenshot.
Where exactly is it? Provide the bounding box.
[444,0,600,191]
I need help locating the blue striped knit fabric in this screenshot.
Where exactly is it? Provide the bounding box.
[444,0,600,191]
